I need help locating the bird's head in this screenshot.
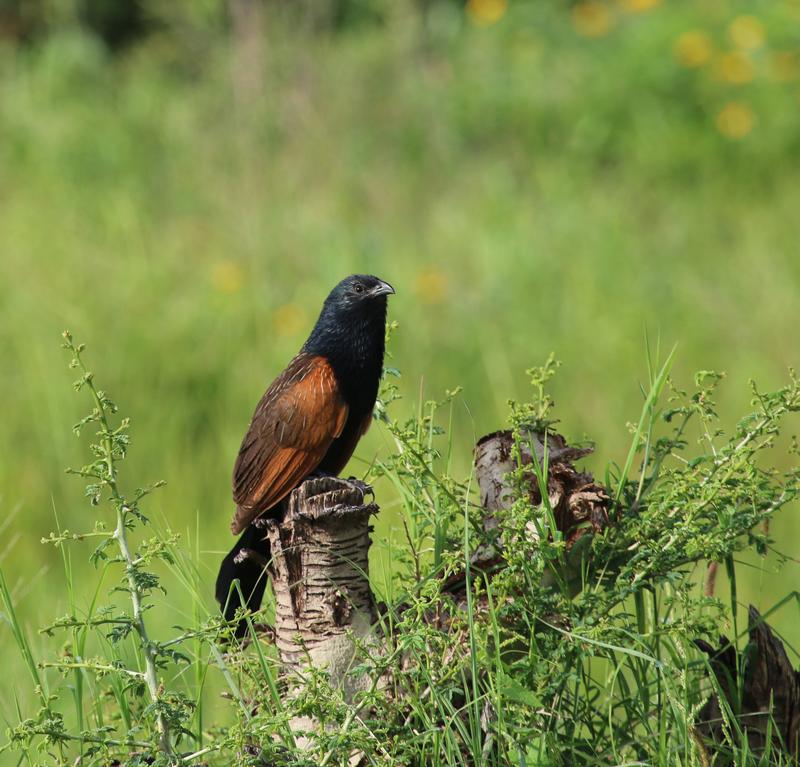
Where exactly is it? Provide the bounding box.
[304,274,394,359]
[324,274,395,314]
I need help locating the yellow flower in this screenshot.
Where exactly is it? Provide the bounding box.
[716,102,755,139]
[272,304,308,337]
[414,268,447,305]
[769,51,798,82]
[673,30,713,68]
[617,0,660,13]
[466,0,508,26]
[717,51,755,84]
[728,15,765,50]
[571,1,614,38]
[211,261,243,294]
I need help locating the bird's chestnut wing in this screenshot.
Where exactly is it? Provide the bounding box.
[231,354,348,533]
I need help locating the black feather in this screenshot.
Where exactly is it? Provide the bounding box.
[215,525,271,638]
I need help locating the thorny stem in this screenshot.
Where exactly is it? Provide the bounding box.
[68,337,177,761]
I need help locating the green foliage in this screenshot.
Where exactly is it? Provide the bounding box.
[381,360,799,765]
[2,335,799,765]
[226,357,800,765]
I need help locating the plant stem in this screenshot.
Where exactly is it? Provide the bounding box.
[41,660,145,678]
[72,343,176,761]
[114,490,175,758]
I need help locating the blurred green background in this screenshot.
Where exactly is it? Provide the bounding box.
[0,0,798,739]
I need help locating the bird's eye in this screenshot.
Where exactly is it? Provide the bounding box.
[354,284,364,294]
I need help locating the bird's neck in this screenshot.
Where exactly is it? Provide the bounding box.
[302,306,386,410]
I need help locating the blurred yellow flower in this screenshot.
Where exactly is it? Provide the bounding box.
[211,261,243,294]
[466,0,508,26]
[673,30,713,68]
[717,51,755,84]
[571,1,614,38]
[716,101,755,139]
[728,15,765,50]
[617,0,661,13]
[414,267,447,305]
[273,303,308,337]
[769,51,798,82]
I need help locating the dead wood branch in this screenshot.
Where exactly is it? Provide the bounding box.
[696,605,800,762]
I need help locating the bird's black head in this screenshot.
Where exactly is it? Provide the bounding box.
[311,274,395,333]
[323,274,395,312]
[303,274,394,399]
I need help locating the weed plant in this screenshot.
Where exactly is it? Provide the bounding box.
[1,338,798,765]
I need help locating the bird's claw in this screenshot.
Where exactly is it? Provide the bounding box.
[233,547,269,569]
[344,476,374,501]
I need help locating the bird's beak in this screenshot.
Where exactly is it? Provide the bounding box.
[371,280,395,297]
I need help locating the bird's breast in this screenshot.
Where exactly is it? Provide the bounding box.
[317,406,371,475]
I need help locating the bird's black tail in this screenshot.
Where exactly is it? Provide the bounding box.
[215,524,271,638]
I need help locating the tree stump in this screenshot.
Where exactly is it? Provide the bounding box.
[264,476,380,696]
[473,429,610,578]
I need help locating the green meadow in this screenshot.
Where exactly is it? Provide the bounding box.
[0,1,798,762]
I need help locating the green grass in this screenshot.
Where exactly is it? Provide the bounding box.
[0,1,799,762]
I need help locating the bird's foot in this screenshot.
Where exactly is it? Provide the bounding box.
[343,476,374,501]
[300,474,372,498]
[233,547,270,569]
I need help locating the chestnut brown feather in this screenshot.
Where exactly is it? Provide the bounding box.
[231,353,349,533]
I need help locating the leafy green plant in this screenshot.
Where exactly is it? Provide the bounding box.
[0,333,214,765]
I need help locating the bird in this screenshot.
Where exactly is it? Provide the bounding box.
[216,274,395,634]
